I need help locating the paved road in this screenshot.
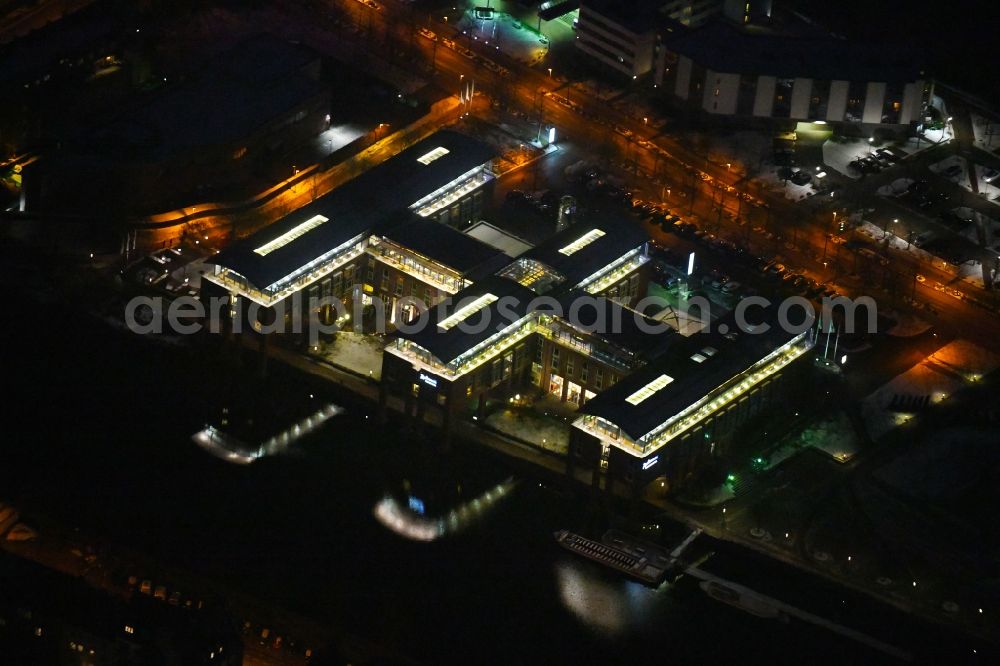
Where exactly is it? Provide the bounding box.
[327,0,1000,336]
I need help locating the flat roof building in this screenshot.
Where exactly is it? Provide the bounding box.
[570,305,813,491]
[203,129,500,326]
[575,0,663,79]
[381,218,657,437]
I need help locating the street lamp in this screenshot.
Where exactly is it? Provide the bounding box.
[868,137,874,154]
[547,68,552,78]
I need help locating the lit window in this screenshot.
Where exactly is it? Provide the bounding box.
[254,215,328,256]
[125,625,135,635]
[438,293,498,330]
[625,374,674,405]
[701,346,718,357]
[690,353,707,363]
[416,147,450,165]
[558,229,605,256]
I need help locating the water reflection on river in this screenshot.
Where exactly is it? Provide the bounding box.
[555,559,663,637]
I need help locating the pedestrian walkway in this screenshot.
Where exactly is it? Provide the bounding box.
[684,565,912,660]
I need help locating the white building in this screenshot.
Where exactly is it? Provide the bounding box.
[656,21,927,127]
[575,0,774,77]
[575,0,662,78]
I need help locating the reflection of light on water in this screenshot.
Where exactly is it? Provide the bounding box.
[373,478,516,541]
[555,559,659,637]
[192,403,343,464]
[191,427,256,464]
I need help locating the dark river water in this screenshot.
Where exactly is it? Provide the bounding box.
[0,295,989,665]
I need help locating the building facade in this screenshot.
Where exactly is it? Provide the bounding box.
[657,21,926,127]
[569,307,814,494]
[575,0,661,78]
[380,220,656,437]
[202,130,500,334]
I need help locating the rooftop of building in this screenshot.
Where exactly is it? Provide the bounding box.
[578,305,806,442]
[664,19,923,82]
[560,289,676,354]
[464,221,533,258]
[397,274,539,366]
[81,34,325,161]
[518,218,649,289]
[392,218,653,367]
[579,0,667,34]
[0,2,119,87]
[210,130,498,290]
[378,216,511,279]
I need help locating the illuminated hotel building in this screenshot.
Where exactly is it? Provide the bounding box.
[201,130,502,329]
[569,306,813,493]
[380,220,658,436]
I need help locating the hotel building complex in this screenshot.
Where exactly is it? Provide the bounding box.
[204,128,815,493]
[202,130,502,328]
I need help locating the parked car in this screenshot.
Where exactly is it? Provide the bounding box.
[790,170,811,186]
[875,148,900,163]
[721,280,742,295]
[764,261,786,276]
[942,164,963,178]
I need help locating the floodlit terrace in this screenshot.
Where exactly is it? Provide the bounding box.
[367,238,470,295]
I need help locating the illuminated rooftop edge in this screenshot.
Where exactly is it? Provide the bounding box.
[206,233,367,306]
[416,146,450,165]
[254,215,328,256]
[438,293,499,330]
[625,374,674,405]
[576,248,648,293]
[573,332,813,457]
[559,229,605,256]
